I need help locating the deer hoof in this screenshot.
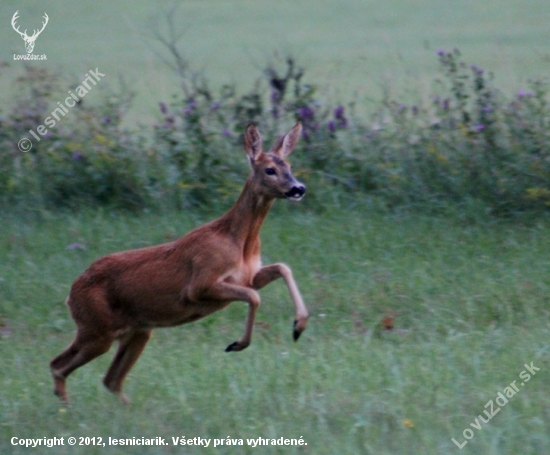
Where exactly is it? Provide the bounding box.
[225,341,248,352]
[293,319,304,342]
[225,341,239,352]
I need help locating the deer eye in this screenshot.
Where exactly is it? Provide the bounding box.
[265,168,277,176]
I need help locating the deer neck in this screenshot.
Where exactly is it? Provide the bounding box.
[219,176,274,256]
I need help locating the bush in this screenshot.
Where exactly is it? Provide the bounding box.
[0,50,549,215]
[0,65,150,210]
[358,49,550,214]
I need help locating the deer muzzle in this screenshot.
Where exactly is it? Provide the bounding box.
[285,184,306,201]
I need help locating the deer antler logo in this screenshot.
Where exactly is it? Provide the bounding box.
[11,10,49,54]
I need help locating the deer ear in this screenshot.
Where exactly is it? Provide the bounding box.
[272,122,302,157]
[243,124,262,162]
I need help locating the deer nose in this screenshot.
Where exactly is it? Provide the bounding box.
[285,184,306,200]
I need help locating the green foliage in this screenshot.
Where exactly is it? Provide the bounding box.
[1,51,549,214]
[0,66,149,210]
[360,49,550,214]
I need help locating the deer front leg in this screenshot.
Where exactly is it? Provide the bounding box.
[192,282,260,352]
[252,263,309,341]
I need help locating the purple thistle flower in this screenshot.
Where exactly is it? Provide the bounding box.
[159,102,168,115]
[412,105,419,116]
[333,105,348,128]
[437,49,445,56]
[211,102,221,110]
[471,65,483,75]
[442,98,450,111]
[72,151,83,160]
[327,120,336,134]
[188,101,197,109]
[102,115,111,124]
[297,105,315,120]
[475,124,485,131]
[334,105,345,119]
[221,128,232,138]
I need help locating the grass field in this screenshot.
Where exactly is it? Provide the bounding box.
[2,0,550,121]
[1,207,549,454]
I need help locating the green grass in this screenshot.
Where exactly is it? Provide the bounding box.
[2,0,550,121]
[1,207,549,454]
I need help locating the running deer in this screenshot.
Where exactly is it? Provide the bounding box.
[50,123,309,403]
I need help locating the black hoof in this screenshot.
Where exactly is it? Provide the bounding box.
[225,341,238,352]
[293,320,301,342]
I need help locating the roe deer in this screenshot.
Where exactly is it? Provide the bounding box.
[50,122,309,403]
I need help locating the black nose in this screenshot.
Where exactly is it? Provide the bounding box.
[285,185,306,200]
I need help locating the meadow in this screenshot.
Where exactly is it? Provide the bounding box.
[1,207,549,454]
[1,0,550,454]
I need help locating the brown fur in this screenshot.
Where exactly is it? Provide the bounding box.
[50,123,309,403]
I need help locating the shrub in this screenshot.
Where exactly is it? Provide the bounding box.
[357,49,550,214]
[0,65,149,210]
[0,50,549,215]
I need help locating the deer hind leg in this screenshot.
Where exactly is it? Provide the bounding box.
[103,329,152,404]
[191,282,260,352]
[252,263,309,341]
[50,331,114,402]
[224,292,260,352]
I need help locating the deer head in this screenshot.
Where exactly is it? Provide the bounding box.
[243,123,306,201]
[11,11,49,54]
